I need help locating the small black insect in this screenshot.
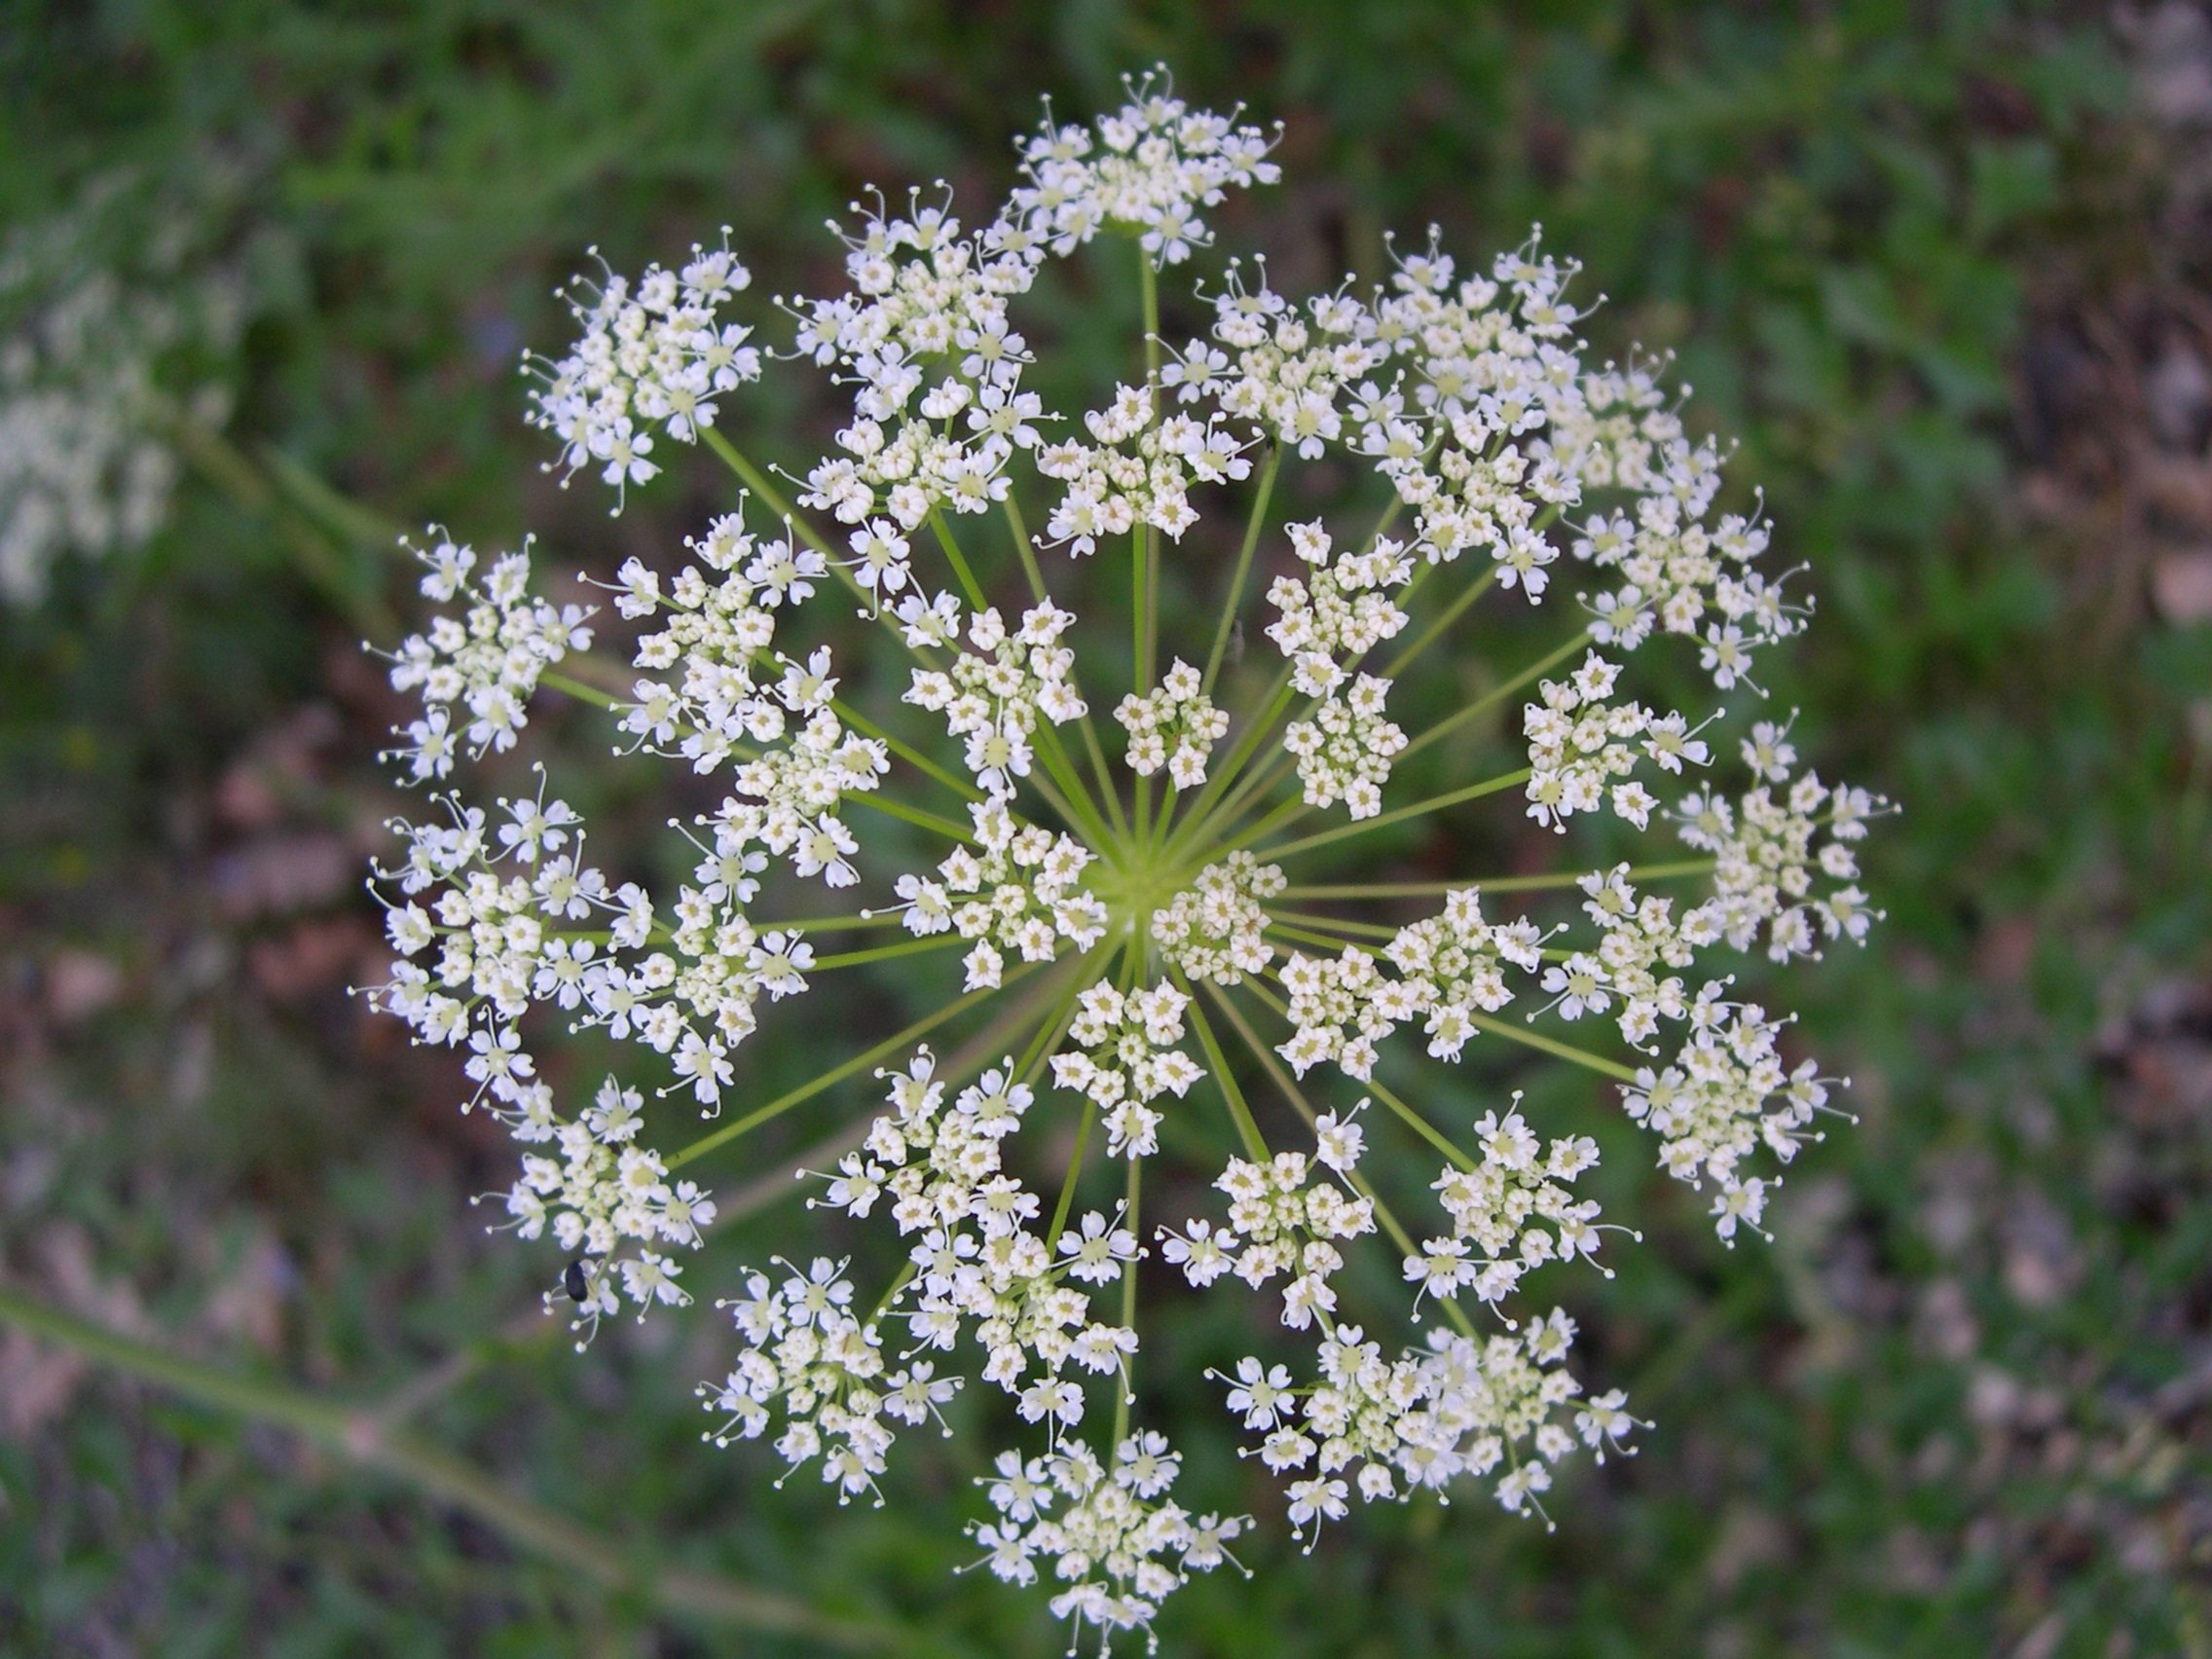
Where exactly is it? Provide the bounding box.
[562,1258,592,1304]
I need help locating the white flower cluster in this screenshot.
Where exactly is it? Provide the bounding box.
[907,799,1107,989]
[1623,984,1835,1241]
[1148,854,1282,986]
[1177,260,1384,457]
[970,1434,1246,1651]
[702,1256,958,1505]
[1408,1107,1608,1312]
[1283,672,1405,819]
[1265,521,1415,815]
[1350,239,1584,594]
[1115,658,1228,787]
[1219,1309,1635,1533]
[1571,489,1807,690]
[499,1078,713,1344]
[526,237,758,506]
[905,601,1087,798]
[1380,889,1548,1060]
[1265,519,1413,697]
[1540,864,1701,1049]
[1050,981,1204,1158]
[1039,380,1252,552]
[1002,67,1280,267]
[369,793,715,1332]
[1678,752,1883,961]
[813,1049,1142,1433]
[1276,946,1399,1081]
[384,535,595,778]
[615,515,892,886]
[1411,1310,1638,1518]
[793,192,1039,534]
[1520,650,1679,832]
[0,167,263,603]
[362,68,1895,1646]
[372,770,804,1123]
[1164,1116,1376,1331]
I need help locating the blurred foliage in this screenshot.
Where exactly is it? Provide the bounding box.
[3,1,2209,1655]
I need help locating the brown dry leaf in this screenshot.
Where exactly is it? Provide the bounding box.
[2151,550,2212,623]
[204,1231,295,1354]
[208,833,356,920]
[0,1330,91,1438]
[43,950,124,1025]
[247,915,375,1001]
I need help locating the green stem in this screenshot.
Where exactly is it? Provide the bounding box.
[1028,722,1117,847]
[1262,767,1533,862]
[1360,1074,1479,1173]
[670,974,1028,1169]
[1402,630,1593,760]
[1015,943,1105,1082]
[1202,445,1281,695]
[1164,667,1297,860]
[1077,709,1132,841]
[1176,972,1269,1161]
[1132,524,1150,727]
[1279,860,1715,901]
[1208,986,1478,1341]
[540,669,625,712]
[698,425,908,651]
[929,508,988,610]
[1046,1104,1096,1246]
[1217,794,1308,857]
[1112,1152,1141,1444]
[699,427,823,559]
[843,791,978,844]
[810,934,968,972]
[1139,252,1162,398]
[1198,566,1521,854]
[1182,466,1433,853]
[1008,493,1127,833]
[1382,568,1497,682]
[1265,921,1365,956]
[1179,745,1293,859]
[773,912,907,934]
[868,1261,919,1324]
[830,699,982,803]
[1266,908,1401,940]
[1004,495,1049,604]
[170,416,401,640]
[0,1285,890,1645]
[1456,1009,1641,1083]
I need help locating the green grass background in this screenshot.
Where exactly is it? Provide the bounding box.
[2,2,2208,1654]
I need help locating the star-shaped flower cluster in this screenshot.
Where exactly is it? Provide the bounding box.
[362,65,1894,1650]
[1149,854,1282,987]
[1116,657,1229,787]
[1050,980,1204,1158]
[526,236,758,505]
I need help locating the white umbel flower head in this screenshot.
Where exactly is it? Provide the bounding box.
[360,66,1891,1648]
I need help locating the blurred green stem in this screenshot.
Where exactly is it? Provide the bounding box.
[168,415,400,640]
[0,1284,895,1646]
